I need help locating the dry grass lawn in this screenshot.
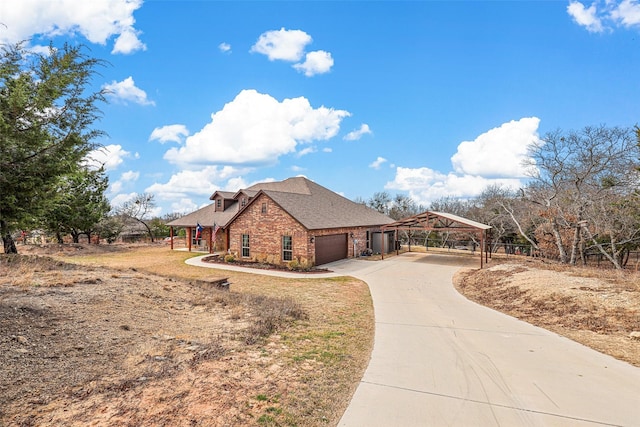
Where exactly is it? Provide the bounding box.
[0,243,373,426]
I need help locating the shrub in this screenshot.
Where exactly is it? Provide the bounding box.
[287,259,300,271]
[224,253,235,263]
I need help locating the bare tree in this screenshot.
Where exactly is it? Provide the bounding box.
[522,125,639,267]
[115,193,157,242]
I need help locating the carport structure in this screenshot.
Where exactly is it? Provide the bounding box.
[381,211,492,268]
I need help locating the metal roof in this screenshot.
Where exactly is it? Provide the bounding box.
[383,210,491,232]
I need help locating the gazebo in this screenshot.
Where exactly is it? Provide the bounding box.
[381,211,492,268]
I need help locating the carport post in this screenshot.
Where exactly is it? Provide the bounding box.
[480,230,484,269]
[396,228,399,255]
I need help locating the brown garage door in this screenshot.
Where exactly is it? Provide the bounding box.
[315,233,348,265]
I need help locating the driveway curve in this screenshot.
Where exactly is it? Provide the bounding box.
[331,252,640,427]
[186,253,640,426]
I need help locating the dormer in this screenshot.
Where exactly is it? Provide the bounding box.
[233,189,259,210]
[210,191,236,212]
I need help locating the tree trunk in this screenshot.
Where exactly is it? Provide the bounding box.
[1,220,17,254]
[56,232,64,244]
[550,218,568,263]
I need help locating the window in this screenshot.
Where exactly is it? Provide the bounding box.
[261,202,267,214]
[366,231,371,249]
[241,197,247,207]
[216,199,222,209]
[241,234,250,258]
[282,235,292,261]
[192,228,201,246]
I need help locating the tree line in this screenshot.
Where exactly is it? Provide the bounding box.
[363,126,640,270]
[2,42,639,267]
[0,43,174,253]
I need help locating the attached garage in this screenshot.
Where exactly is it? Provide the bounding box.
[315,233,348,265]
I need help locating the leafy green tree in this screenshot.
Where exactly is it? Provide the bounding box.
[43,167,110,243]
[0,43,105,253]
[95,215,125,244]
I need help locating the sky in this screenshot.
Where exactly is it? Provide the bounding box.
[2,0,640,217]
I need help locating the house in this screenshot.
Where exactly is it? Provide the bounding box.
[167,177,395,266]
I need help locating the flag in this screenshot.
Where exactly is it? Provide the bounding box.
[196,223,203,239]
[213,222,220,236]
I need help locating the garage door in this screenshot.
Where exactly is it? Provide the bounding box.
[315,233,348,265]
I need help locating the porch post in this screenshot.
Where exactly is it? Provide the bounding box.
[170,226,174,250]
[187,227,192,252]
[381,229,384,260]
[209,226,213,254]
[396,228,399,255]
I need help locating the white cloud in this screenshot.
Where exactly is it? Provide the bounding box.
[568,1,604,32]
[611,0,640,27]
[385,167,522,206]
[170,198,200,214]
[0,0,145,54]
[568,1,640,32]
[102,76,155,106]
[323,147,333,153]
[110,192,138,208]
[250,28,312,61]
[149,124,190,144]
[344,124,373,141]
[86,144,131,171]
[145,166,250,200]
[120,170,140,181]
[450,117,540,178]
[297,147,317,157]
[293,50,334,76]
[291,165,305,172]
[219,42,231,53]
[112,27,146,54]
[369,157,387,170]
[164,89,350,166]
[384,117,540,206]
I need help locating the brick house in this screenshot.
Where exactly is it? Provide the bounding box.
[167,177,395,266]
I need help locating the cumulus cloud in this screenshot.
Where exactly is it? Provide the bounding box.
[385,117,540,206]
[170,198,200,214]
[120,170,140,182]
[0,0,145,54]
[164,89,350,166]
[386,167,522,206]
[149,124,190,144]
[451,117,540,178]
[611,0,640,27]
[85,144,132,171]
[369,157,387,170]
[103,77,155,106]
[251,28,334,75]
[145,166,250,200]
[251,28,312,61]
[293,50,334,76]
[344,124,373,141]
[568,1,640,32]
[219,42,231,53]
[567,1,604,32]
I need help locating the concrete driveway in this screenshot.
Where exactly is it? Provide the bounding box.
[329,252,640,427]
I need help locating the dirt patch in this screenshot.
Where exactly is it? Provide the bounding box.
[455,258,640,367]
[1,244,373,426]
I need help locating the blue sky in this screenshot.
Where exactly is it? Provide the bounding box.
[3,0,640,216]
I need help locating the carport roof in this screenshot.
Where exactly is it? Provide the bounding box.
[383,211,491,232]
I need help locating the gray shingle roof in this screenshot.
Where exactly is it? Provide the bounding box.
[166,201,238,227]
[251,177,393,230]
[169,176,393,230]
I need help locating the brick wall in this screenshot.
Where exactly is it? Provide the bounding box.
[229,194,310,264]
